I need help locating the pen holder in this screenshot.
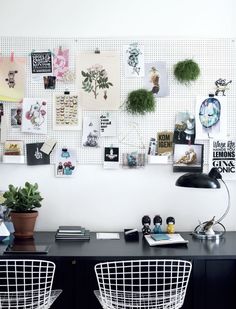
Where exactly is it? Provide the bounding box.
[124,229,139,241]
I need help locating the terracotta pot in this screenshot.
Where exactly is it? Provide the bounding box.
[10,211,38,239]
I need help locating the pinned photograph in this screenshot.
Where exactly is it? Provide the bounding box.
[145,62,169,97]
[43,76,56,89]
[21,98,47,134]
[55,147,76,177]
[26,143,50,165]
[195,96,227,139]
[124,43,144,77]
[4,140,24,156]
[209,139,236,180]
[173,112,195,144]
[0,57,26,102]
[82,117,100,147]
[173,144,203,173]
[104,147,119,169]
[11,108,22,129]
[77,52,120,110]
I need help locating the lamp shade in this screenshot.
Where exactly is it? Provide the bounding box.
[175,169,221,189]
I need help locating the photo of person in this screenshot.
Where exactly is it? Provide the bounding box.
[173,112,196,144]
[11,108,22,129]
[173,144,203,172]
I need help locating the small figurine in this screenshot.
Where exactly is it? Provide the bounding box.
[142,215,151,236]
[215,78,232,96]
[153,215,162,234]
[166,216,175,234]
[202,216,215,235]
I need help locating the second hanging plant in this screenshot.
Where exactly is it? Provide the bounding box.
[125,89,155,115]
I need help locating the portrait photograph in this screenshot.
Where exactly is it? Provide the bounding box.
[173,144,203,172]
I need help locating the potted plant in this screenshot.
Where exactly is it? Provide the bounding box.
[3,182,43,239]
[174,59,200,85]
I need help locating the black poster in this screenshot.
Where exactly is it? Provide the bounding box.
[26,143,50,165]
[31,52,53,74]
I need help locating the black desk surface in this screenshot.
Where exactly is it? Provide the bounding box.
[1,231,236,260]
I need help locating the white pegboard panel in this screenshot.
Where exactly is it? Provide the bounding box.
[0,37,235,165]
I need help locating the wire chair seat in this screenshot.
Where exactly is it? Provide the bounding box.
[94,259,192,309]
[0,260,62,309]
[0,289,62,308]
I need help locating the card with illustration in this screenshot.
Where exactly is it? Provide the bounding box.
[0,57,26,102]
[145,62,169,97]
[55,147,76,177]
[4,140,24,155]
[124,43,144,77]
[82,117,100,147]
[21,98,47,134]
[100,112,117,137]
[26,143,50,165]
[77,52,120,110]
[195,96,227,140]
[53,48,69,80]
[53,94,81,130]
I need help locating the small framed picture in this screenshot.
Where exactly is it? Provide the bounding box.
[104,147,119,169]
[173,144,204,173]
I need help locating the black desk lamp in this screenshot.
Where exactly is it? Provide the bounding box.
[175,167,230,240]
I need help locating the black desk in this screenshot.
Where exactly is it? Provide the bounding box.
[1,231,236,309]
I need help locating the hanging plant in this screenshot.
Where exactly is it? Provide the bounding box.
[174,59,200,85]
[125,89,155,115]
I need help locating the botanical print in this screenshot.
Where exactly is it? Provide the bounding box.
[77,52,120,110]
[100,112,117,137]
[124,43,144,77]
[55,147,76,177]
[82,117,100,148]
[53,94,81,130]
[21,98,47,134]
[53,48,69,80]
[173,112,195,144]
[0,57,26,102]
[173,144,203,173]
[145,62,169,97]
[195,96,227,140]
[104,147,119,169]
[209,139,236,180]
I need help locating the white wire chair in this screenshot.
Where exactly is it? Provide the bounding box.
[0,259,62,308]
[94,259,192,309]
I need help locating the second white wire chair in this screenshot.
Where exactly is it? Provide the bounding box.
[0,259,62,309]
[94,259,192,309]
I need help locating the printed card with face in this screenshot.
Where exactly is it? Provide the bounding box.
[26,143,50,165]
[21,98,47,134]
[100,112,117,137]
[104,147,119,169]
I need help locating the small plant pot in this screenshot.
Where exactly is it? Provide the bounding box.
[10,211,38,239]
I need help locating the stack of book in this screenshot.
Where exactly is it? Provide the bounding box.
[55,226,90,241]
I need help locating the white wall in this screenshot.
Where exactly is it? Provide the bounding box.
[0,0,235,232]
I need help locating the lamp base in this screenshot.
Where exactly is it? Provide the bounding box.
[192,222,226,240]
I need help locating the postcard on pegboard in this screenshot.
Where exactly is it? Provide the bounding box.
[55,147,76,177]
[104,147,119,169]
[26,143,50,165]
[21,98,47,134]
[82,117,100,148]
[100,112,117,137]
[53,94,81,130]
[124,43,144,77]
[31,51,53,82]
[53,47,69,80]
[0,57,26,102]
[144,62,169,97]
[77,52,120,110]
